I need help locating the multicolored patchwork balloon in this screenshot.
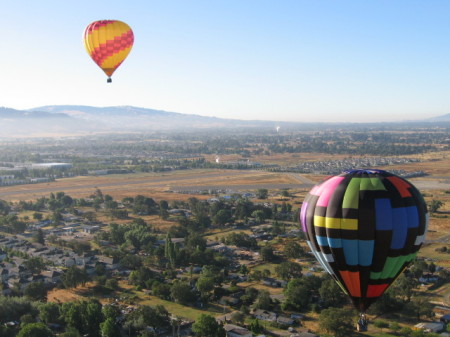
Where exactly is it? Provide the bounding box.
[300,169,428,312]
[83,20,134,82]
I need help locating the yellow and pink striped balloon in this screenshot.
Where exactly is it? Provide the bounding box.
[83,20,134,82]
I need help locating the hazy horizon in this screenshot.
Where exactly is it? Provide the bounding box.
[1,1,450,123]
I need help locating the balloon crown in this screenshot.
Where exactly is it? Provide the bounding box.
[343,169,388,175]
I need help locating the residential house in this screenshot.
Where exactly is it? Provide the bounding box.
[83,225,101,234]
[276,315,294,326]
[413,322,444,333]
[290,333,318,337]
[96,255,120,270]
[219,296,240,307]
[41,270,62,285]
[224,324,252,337]
[7,276,29,291]
[262,277,287,288]
[433,305,450,318]
[156,237,186,248]
[440,314,450,324]
[290,313,305,321]
[0,250,6,261]
[251,309,277,322]
[419,274,439,283]
[0,268,9,282]
[8,265,30,279]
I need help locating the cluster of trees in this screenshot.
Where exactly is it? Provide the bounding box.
[0,296,177,337]
[1,188,297,234]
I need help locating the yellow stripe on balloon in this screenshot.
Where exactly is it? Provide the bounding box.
[101,46,133,76]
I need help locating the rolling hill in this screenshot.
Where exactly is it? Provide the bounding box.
[0,105,448,137]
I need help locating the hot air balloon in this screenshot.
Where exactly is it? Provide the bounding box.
[83,20,134,83]
[300,169,428,317]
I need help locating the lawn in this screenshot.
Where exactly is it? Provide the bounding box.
[138,293,227,321]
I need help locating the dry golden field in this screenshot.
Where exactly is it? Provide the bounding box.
[0,169,309,202]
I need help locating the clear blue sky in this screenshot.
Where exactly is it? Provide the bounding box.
[1,1,449,122]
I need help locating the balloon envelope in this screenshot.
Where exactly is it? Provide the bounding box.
[83,20,134,82]
[300,169,428,312]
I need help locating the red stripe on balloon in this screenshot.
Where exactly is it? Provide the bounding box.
[366,284,389,297]
[386,176,412,198]
[90,30,134,66]
[85,20,115,34]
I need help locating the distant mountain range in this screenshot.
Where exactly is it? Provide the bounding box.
[0,105,449,137]
[426,113,450,122]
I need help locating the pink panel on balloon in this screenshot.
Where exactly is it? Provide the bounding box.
[316,176,345,207]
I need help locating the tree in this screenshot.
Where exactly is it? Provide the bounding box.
[411,259,427,280]
[407,296,434,320]
[390,273,417,302]
[0,199,11,215]
[260,246,276,262]
[60,300,103,337]
[282,279,311,311]
[191,314,225,337]
[428,261,437,274]
[84,300,104,337]
[38,302,61,325]
[186,233,207,252]
[248,319,264,335]
[253,290,272,310]
[428,199,443,214]
[230,311,245,325]
[24,281,48,301]
[165,233,177,268]
[34,228,45,244]
[124,305,170,336]
[59,327,82,337]
[275,261,302,281]
[239,264,249,276]
[234,198,254,219]
[213,209,232,226]
[33,212,43,221]
[51,211,63,224]
[0,296,37,323]
[100,318,121,337]
[102,305,121,322]
[61,266,89,289]
[256,189,268,199]
[196,273,215,302]
[60,302,84,335]
[283,241,304,259]
[240,287,259,306]
[170,281,196,305]
[105,279,119,290]
[280,189,290,199]
[319,278,347,308]
[251,210,266,223]
[24,257,46,275]
[318,307,355,337]
[17,323,54,337]
[159,200,169,220]
[61,195,74,207]
[374,320,389,332]
[367,288,403,315]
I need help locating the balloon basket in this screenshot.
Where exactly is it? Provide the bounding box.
[357,313,368,332]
